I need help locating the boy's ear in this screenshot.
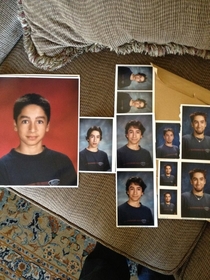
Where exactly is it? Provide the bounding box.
[46,122,50,132]
[13,120,17,131]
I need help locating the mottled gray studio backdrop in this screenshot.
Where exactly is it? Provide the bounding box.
[117,114,154,160]
[117,91,153,113]
[182,105,210,136]
[117,66,153,90]
[79,118,113,169]
[181,162,210,194]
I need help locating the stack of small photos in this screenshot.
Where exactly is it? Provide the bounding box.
[157,105,210,221]
[78,65,210,226]
[115,65,157,227]
[115,66,210,225]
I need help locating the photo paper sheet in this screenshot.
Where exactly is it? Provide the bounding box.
[79,117,114,173]
[0,74,79,187]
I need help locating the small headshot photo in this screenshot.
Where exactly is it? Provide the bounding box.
[156,122,180,159]
[116,92,153,114]
[117,171,155,227]
[79,118,113,172]
[181,163,210,219]
[117,115,154,169]
[0,76,79,186]
[159,162,177,186]
[181,105,210,160]
[159,190,177,215]
[117,65,153,90]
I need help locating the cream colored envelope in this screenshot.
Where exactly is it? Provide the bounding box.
[153,64,210,120]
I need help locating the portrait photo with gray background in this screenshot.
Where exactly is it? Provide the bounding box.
[117,114,154,160]
[181,162,210,194]
[156,122,180,151]
[117,65,153,90]
[159,189,177,214]
[79,118,113,171]
[159,161,178,186]
[181,105,210,136]
[117,171,155,217]
[116,91,153,114]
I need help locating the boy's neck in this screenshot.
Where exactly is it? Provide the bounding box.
[15,144,45,155]
[87,146,98,152]
[127,200,141,208]
[127,143,140,150]
[165,142,173,147]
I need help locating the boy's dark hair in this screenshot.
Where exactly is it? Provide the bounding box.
[137,72,147,82]
[190,111,207,122]
[13,93,51,123]
[86,126,102,141]
[164,164,172,169]
[125,176,147,193]
[163,128,174,135]
[164,192,171,197]
[189,168,207,180]
[125,120,146,136]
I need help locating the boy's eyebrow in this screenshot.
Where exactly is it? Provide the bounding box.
[128,128,140,131]
[90,134,100,136]
[19,115,47,119]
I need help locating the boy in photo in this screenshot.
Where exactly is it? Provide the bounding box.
[0,93,77,186]
[79,126,110,171]
[117,120,153,168]
[118,176,154,226]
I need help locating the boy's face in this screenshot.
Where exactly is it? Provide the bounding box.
[190,172,206,193]
[163,131,174,144]
[88,130,101,149]
[126,126,142,145]
[14,104,50,148]
[191,115,207,135]
[127,182,143,203]
[164,194,171,203]
[165,166,172,175]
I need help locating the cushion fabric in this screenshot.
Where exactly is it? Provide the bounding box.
[17,0,210,70]
[175,223,210,279]
[0,0,22,64]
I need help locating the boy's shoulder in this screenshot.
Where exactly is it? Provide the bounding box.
[0,149,14,162]
[45,147,71,161]
[0,147,70,162]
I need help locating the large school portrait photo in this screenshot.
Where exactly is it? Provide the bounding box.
[0,75,79,186]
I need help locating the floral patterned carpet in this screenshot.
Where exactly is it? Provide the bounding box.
[0,188,96,279]
[0,188,138,280]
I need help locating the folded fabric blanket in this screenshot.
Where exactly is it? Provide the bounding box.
[17,0,210,70]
